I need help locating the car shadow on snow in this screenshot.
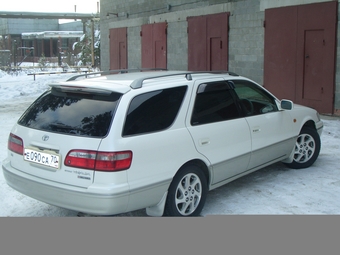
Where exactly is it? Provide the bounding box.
[77,162,297,217]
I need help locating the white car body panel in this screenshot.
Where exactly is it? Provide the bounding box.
[245,110,296,169]
[187,119,251,185]
[3,159,130,215]
[186,78,252,185]
[2,71,323,216]
[8,125,99,188]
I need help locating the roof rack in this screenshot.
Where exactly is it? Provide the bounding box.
[130,70,239,89]
[188,70,239,77]
[130,71,190,89]
[66,69,239,88]
[66,68,168,81]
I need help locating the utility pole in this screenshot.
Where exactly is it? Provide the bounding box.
[91,20,95,67]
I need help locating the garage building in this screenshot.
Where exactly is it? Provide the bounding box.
[100,0,339,115]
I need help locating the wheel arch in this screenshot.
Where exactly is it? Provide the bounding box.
[146,158,210,217]
[162,158,210,216]
[283,121,321,169]
[302,120,317,130]
[282,119,318,165]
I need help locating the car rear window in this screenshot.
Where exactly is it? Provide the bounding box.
[122,86,187,136]
[18,88,122,138]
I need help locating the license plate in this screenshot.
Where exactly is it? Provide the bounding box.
[24,148,60,169]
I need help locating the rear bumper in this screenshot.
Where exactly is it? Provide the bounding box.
[2,159,130,215]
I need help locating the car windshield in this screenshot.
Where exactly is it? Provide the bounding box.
[18,88,122,138]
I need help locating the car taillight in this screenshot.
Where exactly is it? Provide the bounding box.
[8,133,24,155]
[64,150,132,172]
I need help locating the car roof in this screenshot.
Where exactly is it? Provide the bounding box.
[49,70,242,94]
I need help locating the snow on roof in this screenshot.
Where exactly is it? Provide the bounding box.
[22,31,84,39]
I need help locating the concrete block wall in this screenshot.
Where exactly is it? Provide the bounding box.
[167,21,188,71]
[128,26,142,69]
[228,0,264,83]
[100,0,209,73]
[101,0,265,83]
[100,0,340,112]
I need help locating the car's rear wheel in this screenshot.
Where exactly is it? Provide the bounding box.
[164,165,207,216]
[285,126,321,169]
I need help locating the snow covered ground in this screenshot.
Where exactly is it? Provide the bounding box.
[1,69,339,217]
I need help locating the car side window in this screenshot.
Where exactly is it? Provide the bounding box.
[123,86,187,136]
[232,80,278,116]
[191,81,240,125]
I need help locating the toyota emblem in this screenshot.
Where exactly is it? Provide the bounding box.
[42,135,49,141]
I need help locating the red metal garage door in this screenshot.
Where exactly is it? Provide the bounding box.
[109,27,127,70]
[296,2,337,113]
[141,22,167,69]
[264,1,337,114]
[188,13,229,71]
[187,16,207,71]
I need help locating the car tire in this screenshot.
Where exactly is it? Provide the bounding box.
[164,165,207,217]
[284,126,321,169]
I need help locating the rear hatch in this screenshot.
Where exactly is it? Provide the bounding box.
[8,85,123,188]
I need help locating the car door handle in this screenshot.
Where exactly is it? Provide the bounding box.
[199,138,210,146]
[252,127,261,133]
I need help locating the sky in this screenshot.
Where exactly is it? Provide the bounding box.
[0,0,100,14]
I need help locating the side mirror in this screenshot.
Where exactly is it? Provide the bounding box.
[281,100,293,110]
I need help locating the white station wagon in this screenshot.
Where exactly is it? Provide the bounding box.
[2,70,323,216]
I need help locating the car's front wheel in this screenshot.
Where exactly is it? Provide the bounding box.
[285,126,321,169]
[164,165,207,216]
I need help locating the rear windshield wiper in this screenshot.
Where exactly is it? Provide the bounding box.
[49,123,85,133]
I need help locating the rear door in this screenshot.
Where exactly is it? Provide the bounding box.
[12,127,100,188]
[12,87,122,188]
[186,79,251,185]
